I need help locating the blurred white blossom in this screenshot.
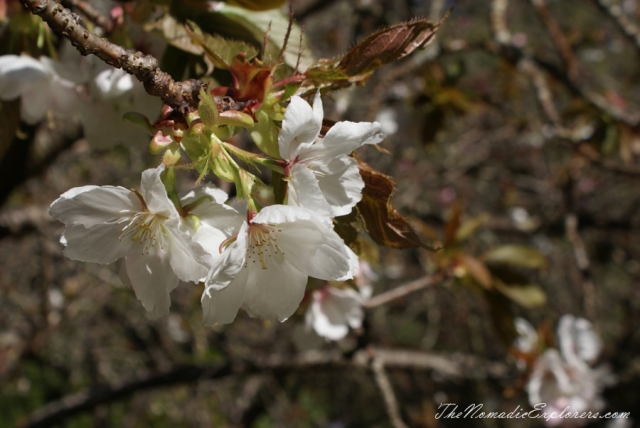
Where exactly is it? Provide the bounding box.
[0,54,79,124]
[525,315,615,427]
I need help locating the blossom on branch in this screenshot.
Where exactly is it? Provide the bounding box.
[279,92,386,217]
[202,205,355,324]
[49,166,212,317]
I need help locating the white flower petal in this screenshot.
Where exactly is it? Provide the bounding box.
[0,55,49,101]
[166,220,211,282]
[287,163,333,217]
[275,218,351,281]
[181,183,229,205]
[307,287,364,340]
[20,81,53,124]
[191,202,243,237]
[205,222,248,291]
[336,245,359,282]
[139,166,178,218]
[278,92,323,160]
[252,204,332,229]
[558,315,602,365]
[301,120,385,161]
[61,223,131,264]
[49,185,141,226]
[315,156,364,217]
[202,267,249,325]
[241,258,308,322]
[125,245,178,318]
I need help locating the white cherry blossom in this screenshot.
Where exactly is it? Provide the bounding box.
[180,184,244,273]
[202,205,354,324]
[278,92,386,217]
[78,65,161,147]
[0,54,79,124]
[305,286,365,340]
[49,166,212,317]
[525,315,615,426]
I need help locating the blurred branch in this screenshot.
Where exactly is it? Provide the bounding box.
[364,273,446,309]
[61,0,116,34]
[18,0,202,113]
[22,348,508,428]
[489,0,640,127]
[565,214,596,319]
[593,0,640,56]
[372,357,409,428]
[529,0,579,81]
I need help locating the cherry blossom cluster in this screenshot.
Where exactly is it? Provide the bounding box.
[48,91,385,326]
[515,316,616,426]
[0,48,160,147]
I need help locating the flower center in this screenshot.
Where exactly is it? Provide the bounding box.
[245,223,284,269]
[118,211,168,254]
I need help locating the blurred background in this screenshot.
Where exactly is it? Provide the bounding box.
[1,0,639,426]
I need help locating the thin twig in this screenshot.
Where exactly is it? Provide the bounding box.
[364,273,445,309]
[372,358,409,428]
[61,0,116,34]
[530,0,580,81]
[19,0,202,114]
[565,214,596,320]
[593,0,640,56]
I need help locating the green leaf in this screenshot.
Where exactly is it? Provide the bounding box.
[250,108,280,158]
[214,4,314,72]
[484,245,548,270]
[493,280,547,308]
[186,20,258,70]
[458,255,492,289]
[455,212,490,243]
[145,14,203,56]
[198,87,219,130]
[123,111,154,133]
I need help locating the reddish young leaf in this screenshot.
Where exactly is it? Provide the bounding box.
[357,157,433,250]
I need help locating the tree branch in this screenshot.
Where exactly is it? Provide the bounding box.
[21,348,508,428]
[19,0,202,114]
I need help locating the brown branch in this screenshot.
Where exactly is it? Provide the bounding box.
[19,0,202,114]
[530,0,580,81]
[61,0,116,34]
[364,273,445,309]
[565,213,596,320]
[22,348,508,428]
[372,358,409,428]
[593,0,640,56]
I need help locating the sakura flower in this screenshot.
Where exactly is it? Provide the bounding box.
[180,184,244,269]
[49,166,212,317]
[202,205,354,324]
[0,54,79,124]
[78,65,161,147]
[305,286,365,340]
[279,92,386,217]
[525,315,615,426]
